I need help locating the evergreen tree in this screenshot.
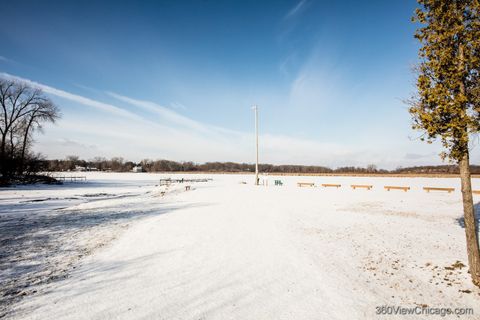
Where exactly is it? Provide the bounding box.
[411,0,480,286]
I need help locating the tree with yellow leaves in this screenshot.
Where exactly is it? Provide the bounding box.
[411,0,480,286]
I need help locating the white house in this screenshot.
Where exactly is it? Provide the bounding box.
[132,166,143,173]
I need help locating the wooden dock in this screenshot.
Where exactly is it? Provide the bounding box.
[159,178,212,185]
[55,176,87,182]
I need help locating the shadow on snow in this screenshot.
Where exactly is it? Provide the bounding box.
[0,195,210,318]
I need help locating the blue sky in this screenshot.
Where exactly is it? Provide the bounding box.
[0,0,471,169]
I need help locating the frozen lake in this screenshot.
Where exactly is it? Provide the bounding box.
[1,172,479,319]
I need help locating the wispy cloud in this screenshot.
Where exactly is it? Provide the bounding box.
[284,0,308,20]
[106,92,208,133]
[0,73,142,121]
[0,56,19,65]
[0,56,21,65]
[170,101,187,110]
[59,138,98,150]
[288,45,344,110]
[404,152,437,160]
[279,53,298,76]
[72,83,101,94]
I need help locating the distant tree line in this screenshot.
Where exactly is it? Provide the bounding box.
[44,156,136,172]
[394,165,480,175]
[41,156,480,175]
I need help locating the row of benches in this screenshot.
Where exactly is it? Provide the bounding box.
[296,182,460,193]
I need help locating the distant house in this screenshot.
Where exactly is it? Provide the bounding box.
[75,165,98,172]
[132,166,143,173]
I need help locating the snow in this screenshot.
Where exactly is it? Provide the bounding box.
[1,172,480,319]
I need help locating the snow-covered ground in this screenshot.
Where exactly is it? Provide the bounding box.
[1,172,480,319]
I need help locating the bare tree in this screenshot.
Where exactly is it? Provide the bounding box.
[0,78,60,183]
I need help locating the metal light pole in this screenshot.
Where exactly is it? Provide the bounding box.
[253,105,259,185]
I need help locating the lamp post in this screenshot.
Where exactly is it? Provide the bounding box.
[253,105,259,185]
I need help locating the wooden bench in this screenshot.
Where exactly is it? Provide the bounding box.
[322,184,341,188]
[384,186,410,192]
[423,187,454,193]
[351,184,372,190]
[275,180,283,186]
[472,190,480,195]
[297,182,315,187]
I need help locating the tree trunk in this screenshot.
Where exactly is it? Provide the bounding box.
[459,151,480,286]
[20,117,34,175]
[0,132,8,181]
